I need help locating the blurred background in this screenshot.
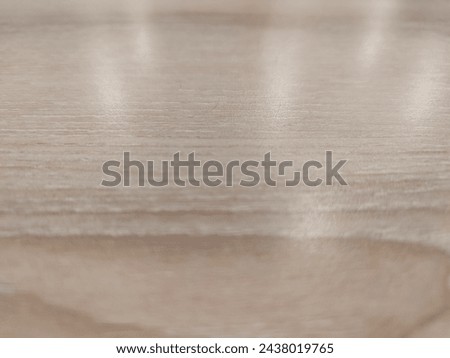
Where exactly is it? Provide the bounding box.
[0,0,449,337]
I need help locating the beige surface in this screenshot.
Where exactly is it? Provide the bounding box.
[0,0,450,337]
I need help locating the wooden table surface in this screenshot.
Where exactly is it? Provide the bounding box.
[1,0,449,337]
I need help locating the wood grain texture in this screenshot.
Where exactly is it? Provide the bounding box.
[0,0,449,337]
